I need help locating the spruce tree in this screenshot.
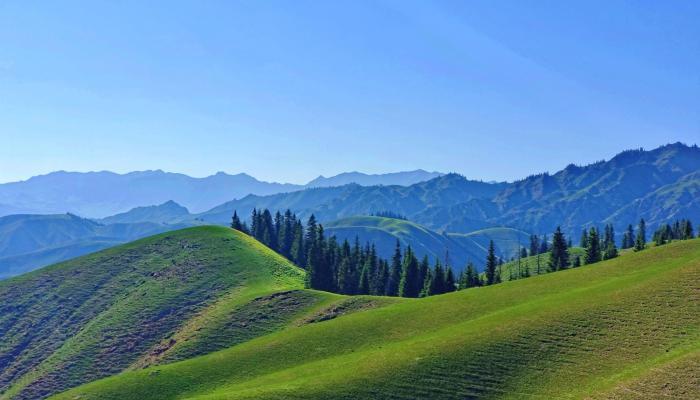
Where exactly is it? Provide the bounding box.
[428,260,445,295]
[529,235,539,256]
[444,267,456,293]
[585,227,601,264]
[230,211,243,231]
[485,240,497,285]
[548,227,569,271]
[580,229,589,248]
[398,246,421,298]
[386,240,402,296]
[634,218,646,251]
[539,234,549,253]
[622,224,634,249]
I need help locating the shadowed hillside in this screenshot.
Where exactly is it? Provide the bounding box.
[0,227,390,399]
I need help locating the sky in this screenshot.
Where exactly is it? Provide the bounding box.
[0,0,698,184]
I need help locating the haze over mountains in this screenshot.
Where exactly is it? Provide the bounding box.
[1,143,699,278]
[0,170,442,218]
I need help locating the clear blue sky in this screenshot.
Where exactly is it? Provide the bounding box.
[1,1,698,184]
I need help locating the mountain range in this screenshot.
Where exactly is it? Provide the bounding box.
[1,143,698,279]
[0,170,442,218]
[197,143,700,236]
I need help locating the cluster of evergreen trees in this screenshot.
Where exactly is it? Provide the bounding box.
[232,209,458,297]
[233,209,699,298]
[652,219,695,246]
[579,223,618,265]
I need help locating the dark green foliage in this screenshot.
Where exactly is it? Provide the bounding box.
[459,262,480,289]
[585,227,601,264]
[653,219,696,246]
[444,267,456,293]
[485,240,498,285]
[387,240,402,296]
[398,247,421,298]
[634,219,647,251]
[548,227,569,271]
[580,229,589,248]
[529,234,539,256]
[622,224,635,249]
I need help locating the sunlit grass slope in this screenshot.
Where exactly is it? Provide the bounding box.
[0,226,341,400]
[54,238,700,400]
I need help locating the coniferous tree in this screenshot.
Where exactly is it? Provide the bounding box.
[580,229,589,248]
[357,262,370,295]
[428,259,445,295]
[622,224,634,249]
[461,262,480,289]
[230,211,243,231]
[418,256,430,294]
[398,246,421,297]
[539,234,549,254]
[291,220,305,267]
[585,227,601,264]
[375,259,389,296]
[485,240,498,285]
[386,240,402,296]
[548,227,569,271]
[336,256,352,294]
[444,267,456,293]
[529,235,539,256]
[634,219,646,251]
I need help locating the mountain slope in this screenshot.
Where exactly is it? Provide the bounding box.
[51,238,700,400]
[195,143,700,237]
[306,170,443,188]
[0,214,192,278]
[325,216,529,269]
[99,200,191,224]
[197,174,505,230]
[0,226,342,399]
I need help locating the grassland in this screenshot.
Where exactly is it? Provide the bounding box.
[0,226,379,400]
[51,237,700,400]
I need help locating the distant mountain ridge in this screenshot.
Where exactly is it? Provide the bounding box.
[0,213,192,278]
[196,143,700,237]
[306,169,443,187]
[0,170,444,218]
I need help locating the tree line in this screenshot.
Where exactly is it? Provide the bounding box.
[232,209,459,297]
[232,210,698,297]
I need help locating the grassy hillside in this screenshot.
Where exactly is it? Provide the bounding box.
[0,226,365,400]
[52,238,700,400]
[495,247,587,282]
[325,216,529,270]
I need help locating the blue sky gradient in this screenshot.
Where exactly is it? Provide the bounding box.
[1,0,698,183]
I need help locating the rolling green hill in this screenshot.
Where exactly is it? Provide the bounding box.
[49,236,700,399]
[0,226,390,400]
[325,216,529,270]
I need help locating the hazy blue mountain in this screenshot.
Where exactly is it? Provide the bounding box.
[0,170,448,219]
[99,200,191,224]
[0,213,192,278]
[197,143,700,239]
[0,170,302,218]
[306,169,443,188]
